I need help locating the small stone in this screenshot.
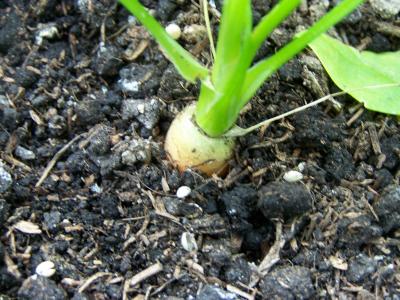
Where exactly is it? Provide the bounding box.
[183,24,206,43]
[15,146,36,160]
[283,170,303,182]
[163,197,203,218]
[120,139,150,166]
[93,43,123,76]
[181,232,198,252]
[165,23,181,40]
[176,186,191,198]
[259,266,315,299]
[257,182,312,220]
[197,285,236,300]
[35,261,56,278]
[121,98,162,130]
[43,211,61,232]
[35,23,59,45]
[369,0,400,19]
[18,276,67,300]
[0,163,12,193]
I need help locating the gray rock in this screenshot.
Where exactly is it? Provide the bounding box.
[18,276,67,300]
[163,197,202,218]
[122,98,162,130]
[370,0,400,19]
[197,285,237,300]
[43,211,62,232]
[93,43,123,77]
[374,185,400,233]
[346,254,377,283]
[15,146,36,160]
[120,139,150,166]
[259,266,315,299]
[257,182,312,220]
[0,164,12,193]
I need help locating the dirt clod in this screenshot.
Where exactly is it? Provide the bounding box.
[257,182,312,220]
[18,276,67,300]
[374,185,400,233]
[259,266,315,299]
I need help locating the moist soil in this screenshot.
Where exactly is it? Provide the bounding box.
[0,0,400,299]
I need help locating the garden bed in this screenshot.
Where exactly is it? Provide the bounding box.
[0,0,399,299]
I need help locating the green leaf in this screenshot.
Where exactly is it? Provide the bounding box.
[241,0,364,108]
[212,0,252,88]
[309,34,400,115]
[119,0,209,82]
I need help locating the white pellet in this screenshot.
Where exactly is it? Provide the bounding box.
[165,23,181,40]
[35,261,56,277]
[176,186,191,198]
[283,170,303,183]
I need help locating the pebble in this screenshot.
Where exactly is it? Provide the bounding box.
[122,98,162,130]
[197,284,237,300]
[369,0,400,19]
[18,276,67,299]
[165,23,181,40]
[35,261,56,278]
[183,24,206,43]
[15,146,36,160]
[283,170,303,182]
[181,232,198,252]
[0,163,12,193]
[35,23,58,45]
[176,186,191,198]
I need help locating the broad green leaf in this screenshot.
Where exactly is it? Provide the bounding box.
[309,34,400,115]
[119,0,209,82]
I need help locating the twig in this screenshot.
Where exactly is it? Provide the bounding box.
[35,134,84,187]
[202,0,216,60]
[78,272,112,293]
[130,262,163,287]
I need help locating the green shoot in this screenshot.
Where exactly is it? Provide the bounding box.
[196,0,364,136]
[120,0,364,175]
[120,0,363,136]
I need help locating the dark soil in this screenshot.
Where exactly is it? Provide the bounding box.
[1,0,399,299]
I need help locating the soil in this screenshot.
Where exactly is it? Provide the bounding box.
[0,0,400,299]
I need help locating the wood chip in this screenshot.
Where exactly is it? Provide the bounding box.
[14,221,42,234]
[130,262,163,287]
[329,255,348,271]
